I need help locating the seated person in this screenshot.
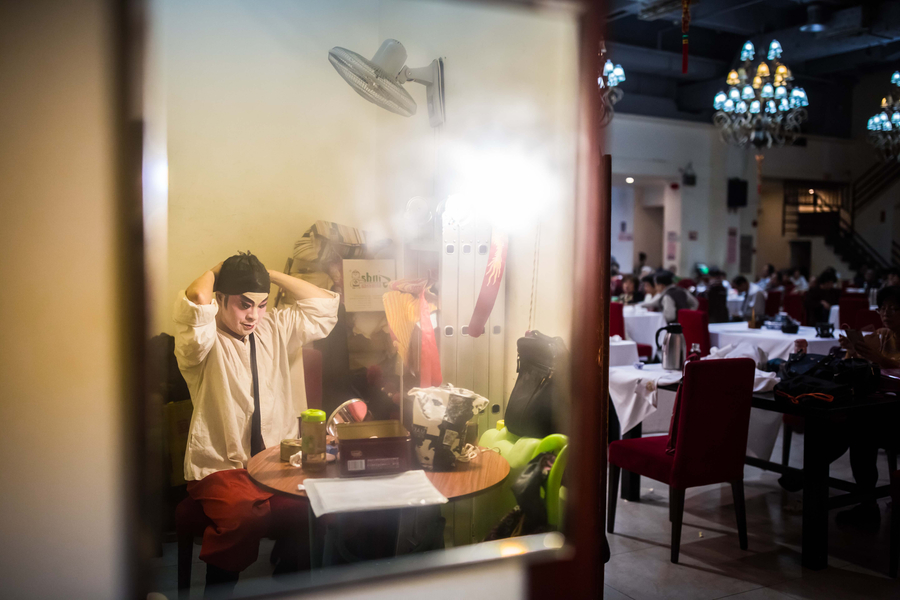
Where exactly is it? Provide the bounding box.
[704,269,730,324]
[642,271,698,323]
[756,263,775,288]
[840,285,900,368]
[619,274,644,305]
[639,274,658,305]
[789,267,809,292]
[731,275,766,321]
[804,268,840,325]
[174,252,339,592]
[824,285,900,527]
[883,267,900,289]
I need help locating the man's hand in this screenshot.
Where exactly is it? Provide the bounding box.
[269,270,334,301]
[185,262,222,305]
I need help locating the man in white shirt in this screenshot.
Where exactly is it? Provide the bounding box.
[732,275,767,320]
[174,252,338,591]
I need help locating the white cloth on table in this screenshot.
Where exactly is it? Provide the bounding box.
[708,322,842,361]
[622,305,667,353]
[609,364,682,435]
[609,339,640,367]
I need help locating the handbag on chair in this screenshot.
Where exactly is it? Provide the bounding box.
[504,331,569,440]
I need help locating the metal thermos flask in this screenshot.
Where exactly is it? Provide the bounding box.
[655,322,686,371]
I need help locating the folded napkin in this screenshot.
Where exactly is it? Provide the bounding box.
[609,365,683,434]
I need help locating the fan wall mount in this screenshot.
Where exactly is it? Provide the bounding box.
[329,39,445,127]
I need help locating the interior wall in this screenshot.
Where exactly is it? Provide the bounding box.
[755,181,853,279]
[159,0,579,399]
[0,1,125,598]
[607,113,875,278]
[610,185,635,273]
[633,190,663,271]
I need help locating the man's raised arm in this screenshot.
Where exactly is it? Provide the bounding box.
[269,270,334,301]
[186,262,222,305]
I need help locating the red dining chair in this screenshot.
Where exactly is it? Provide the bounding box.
[610,301,652,359]
[856,310,884,331]
[697,296,709,313]
[607,358,755,563]
[784,293,806,324]
[764,290,782,317]
[176,348,323,597]
[678,309,710,357]
[677,278,696,289]
[839,296,870,330]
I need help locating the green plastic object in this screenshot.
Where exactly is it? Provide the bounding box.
[530,434,568,528]
[301,409,326,422]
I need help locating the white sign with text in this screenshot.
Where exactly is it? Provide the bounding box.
[342,259,395,312]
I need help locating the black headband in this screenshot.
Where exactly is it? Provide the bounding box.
[214,252,270,295]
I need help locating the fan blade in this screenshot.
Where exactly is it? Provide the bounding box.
[328,47,416,118]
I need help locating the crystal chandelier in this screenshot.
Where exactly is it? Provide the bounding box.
[598,42,625,128]
[866,71,900,162]
[712,40,809,149]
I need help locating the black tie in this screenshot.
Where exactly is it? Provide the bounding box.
[249,333,265,457]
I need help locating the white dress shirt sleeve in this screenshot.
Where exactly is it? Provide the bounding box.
[172,291,219,368]
[274,290,340,356]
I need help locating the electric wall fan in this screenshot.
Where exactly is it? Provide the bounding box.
[329,39,445,127]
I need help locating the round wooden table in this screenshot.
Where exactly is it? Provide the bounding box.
[247,445,510,501]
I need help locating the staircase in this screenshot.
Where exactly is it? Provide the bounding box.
[782,162,900,270]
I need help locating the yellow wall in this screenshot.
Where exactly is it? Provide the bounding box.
[0,1,125,597]
[157,0,579,397]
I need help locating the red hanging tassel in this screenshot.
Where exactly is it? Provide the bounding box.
[682,0,691,74]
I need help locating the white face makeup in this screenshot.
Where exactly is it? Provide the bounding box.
[217,292,269,338]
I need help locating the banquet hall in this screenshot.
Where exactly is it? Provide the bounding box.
[4,1,900,599]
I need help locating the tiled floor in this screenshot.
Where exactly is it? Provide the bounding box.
[604,431,900,600]
[149,428,899,599]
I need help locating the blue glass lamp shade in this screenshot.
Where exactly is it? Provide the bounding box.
[736,101,748,114]
[761,83,774,99]
[729,88,741,101]
[767,40,783,61]
[613,65,625,83]
[714,91,727,110]
[766,100,777,114]
[741,86,754,100]
[603,60,614,77]
[892,71,900,86]
[741,41,755,62]
[749,100,761,114]
[724,99,735,113]
[778,98,789,112]
[774,86,787,99]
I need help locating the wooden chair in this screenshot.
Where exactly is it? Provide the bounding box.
[176,348,323,597]
[677,309,710,357]
[610,301,652,359]
[608,358,755,563]
[764,290,782,317]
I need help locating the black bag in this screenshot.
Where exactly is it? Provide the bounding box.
[504,331,569,439]
[774,351,880,405]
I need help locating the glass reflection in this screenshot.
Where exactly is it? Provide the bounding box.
[146,0,578,595]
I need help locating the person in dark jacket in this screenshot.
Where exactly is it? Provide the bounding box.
[805,268,840,325]
[643,271,698,322]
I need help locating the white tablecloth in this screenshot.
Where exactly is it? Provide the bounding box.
[708,322,842,361]
[727,296,745,318]
[610,357,784,459]
[829,304,878,328]
[622,306,667,353]
[609,364,682,435]
[609,339,639,367]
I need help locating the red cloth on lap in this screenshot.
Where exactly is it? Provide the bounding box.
[187,469,275,572]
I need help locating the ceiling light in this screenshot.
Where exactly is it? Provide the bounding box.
[808,189,815,195]
[626,177,634,184]
[800,3,828,33]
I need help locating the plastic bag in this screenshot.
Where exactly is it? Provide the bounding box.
[408,384,488,471]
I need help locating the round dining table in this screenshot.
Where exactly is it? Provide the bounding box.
[622,305,666,353]
[248,444,511,568]
[247,444,511,501]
